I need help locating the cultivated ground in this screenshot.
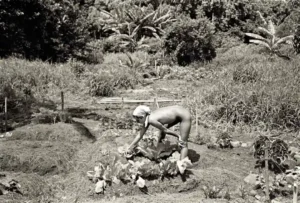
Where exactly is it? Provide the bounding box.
[0,78,297,203]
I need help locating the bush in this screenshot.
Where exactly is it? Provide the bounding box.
[164,16,216,66]
[87,72,115,97]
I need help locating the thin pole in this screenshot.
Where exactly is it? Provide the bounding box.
[264,146,270,203]
[61,91,64,112]
[293,181,298,203]
[4,97,7,133]
[196,107,198,137]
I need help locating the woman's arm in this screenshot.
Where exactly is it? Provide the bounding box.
[128,125,148,150]
[150,120,181,139]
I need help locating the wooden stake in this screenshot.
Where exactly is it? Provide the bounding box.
[61,91,64,112]
[293,181,298,203]
[4,97,7,133]
[196,107,198,137]
[264,146,270,203]
[154,97,159,109]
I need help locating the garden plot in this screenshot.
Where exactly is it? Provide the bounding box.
[0,115,299,203]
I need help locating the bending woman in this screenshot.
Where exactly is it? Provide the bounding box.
[127,105,192,160]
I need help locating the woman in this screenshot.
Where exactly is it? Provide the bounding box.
[127,105,192,160]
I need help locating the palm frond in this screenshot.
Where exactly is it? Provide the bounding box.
[245,33,268,42]
[249,39,271,50]
[267,20,276,36]
[257,27,274,37]
[153,32,161,39]
[256,11,267,25]
[143,26,157,32]
[275,35,294,46]
[154,13,172,24]
[141,11,155,23]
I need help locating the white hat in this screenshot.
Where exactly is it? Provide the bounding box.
[133,105,151,117]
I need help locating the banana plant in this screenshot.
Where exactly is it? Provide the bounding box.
[245,19,294,57]
[124,4,175,39]
[108,23,150,52]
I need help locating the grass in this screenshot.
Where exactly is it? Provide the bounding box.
[183,44,300,131]
[0,140,77,175]
[0,57,82,100]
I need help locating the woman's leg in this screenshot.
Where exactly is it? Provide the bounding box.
[179,117,191,160]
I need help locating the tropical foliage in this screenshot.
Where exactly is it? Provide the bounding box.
[0,0,299,63]
[245,18,294,56]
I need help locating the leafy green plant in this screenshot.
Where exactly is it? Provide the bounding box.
[119,53,150,82]
[87,152,193,194]
[202,184,226,199]
[253,135,289,173]
[245,18,294,57]
[108,23,150,52]
[136,139,176,161]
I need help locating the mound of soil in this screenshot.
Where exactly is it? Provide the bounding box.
[0,140,77,175]
[6,122,96,143]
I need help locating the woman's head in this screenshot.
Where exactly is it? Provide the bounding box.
[133,105,151,124]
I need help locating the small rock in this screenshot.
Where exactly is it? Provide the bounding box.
[241,143,248,148]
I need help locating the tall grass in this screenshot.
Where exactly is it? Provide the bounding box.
[0,57,82,100]
[191,44,300,131]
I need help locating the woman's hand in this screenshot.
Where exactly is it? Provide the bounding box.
[124,147,135,158]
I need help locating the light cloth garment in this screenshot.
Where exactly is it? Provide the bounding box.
[133,105,151,127]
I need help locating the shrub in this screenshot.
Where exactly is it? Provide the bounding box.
[164,16,216,66]
[87,72,115,97]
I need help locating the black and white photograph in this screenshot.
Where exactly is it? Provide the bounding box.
[0,0,300,202]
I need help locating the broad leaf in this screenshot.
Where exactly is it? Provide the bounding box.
[177,157,193,174]
[249,40,271,50]
[257,27,274,37]
[268,20,275,36]
[245,33,268,42]
[274,35,294,47]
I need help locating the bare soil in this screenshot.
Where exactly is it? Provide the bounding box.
[0,80,294,203]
